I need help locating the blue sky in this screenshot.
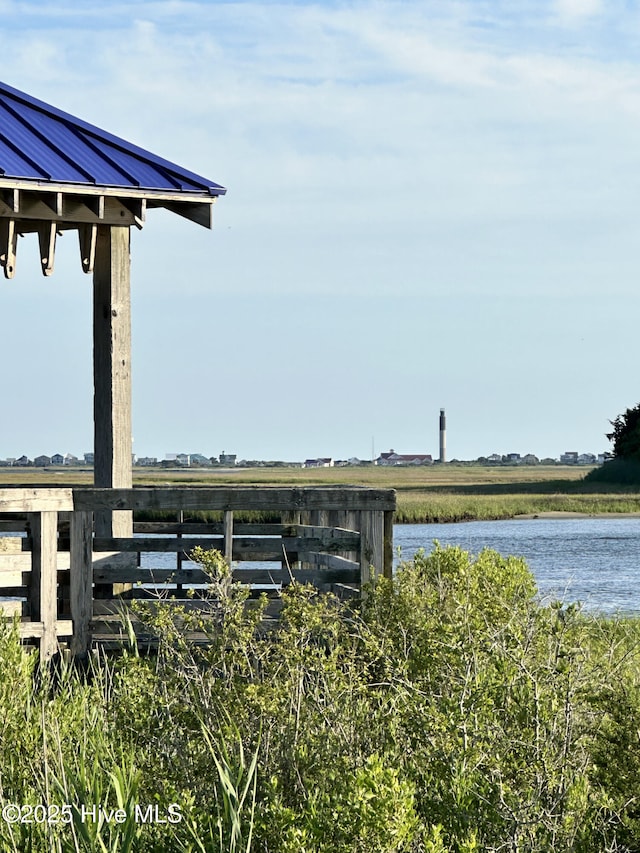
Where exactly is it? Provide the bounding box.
[1,0,639,462]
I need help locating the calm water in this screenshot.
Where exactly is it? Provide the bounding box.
[394,518,640,615]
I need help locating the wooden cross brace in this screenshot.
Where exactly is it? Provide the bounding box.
[0,218,101,279]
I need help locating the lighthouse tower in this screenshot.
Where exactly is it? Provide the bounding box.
[439,409,446,464]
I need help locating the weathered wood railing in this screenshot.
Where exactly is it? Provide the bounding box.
[0,486,396,658]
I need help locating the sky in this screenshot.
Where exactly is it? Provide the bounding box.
[0,0,639,463]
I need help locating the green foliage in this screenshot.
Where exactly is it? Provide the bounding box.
[607,403,640,461]
[584,456,640,486]
[3,546,640,850]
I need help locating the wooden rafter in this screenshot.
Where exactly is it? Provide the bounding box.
[37,221,57,276]
[0,218,17,279]
[0,186,214,275]
[78,224,97,274]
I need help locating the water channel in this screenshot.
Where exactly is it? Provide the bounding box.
[394,517,640,616]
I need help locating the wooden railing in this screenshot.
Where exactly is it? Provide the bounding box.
[0,486,396,658]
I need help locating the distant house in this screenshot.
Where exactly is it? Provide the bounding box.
[376,450,432,466]
[304,458,333,468]
[136,457,158,467]
[15,455,31,466]
[578,453,596,465]
[34,455,51,467]
[84,453,94,465]
[219,452,237,466]
[522,454,539,465]
[560,452,578,464]
[505,453,521,464]
[190,454,212,467]
[64,453,79,466]
[486,454,503,464]
[51,453,64,465]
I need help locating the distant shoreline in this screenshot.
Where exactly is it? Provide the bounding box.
[513,511,640,520]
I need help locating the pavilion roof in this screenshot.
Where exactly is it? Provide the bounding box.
[0,83,226,278]
[0,81,225,229]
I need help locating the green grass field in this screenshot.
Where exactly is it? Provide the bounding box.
[3,463,640,522]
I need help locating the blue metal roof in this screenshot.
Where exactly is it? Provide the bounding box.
[0,81,226,198]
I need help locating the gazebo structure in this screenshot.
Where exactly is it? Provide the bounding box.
[0,81,226,540]
[0,82,395,657]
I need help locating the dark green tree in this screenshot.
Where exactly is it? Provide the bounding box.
[607,403,640,460]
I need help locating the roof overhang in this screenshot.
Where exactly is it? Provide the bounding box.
[0,178,219,227]
[0,180,220,277]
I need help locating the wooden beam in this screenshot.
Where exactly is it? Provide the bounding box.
[78,224,97,273]
[73,487,397,513]
[359,510,384,587]
[93,533,360,553]
[43,192,63,217]
[383,509,394,580]
[161,200,212,229]
[93,226,133,539]
[0,179,221,206]
[85,195,105,220]
[0,218,17,278]
[0,488,74,512]
[29,511,59,660]
[0,188,20,214]
[38,221,57,276]
[70,510,93,657]
[0,194,136,227]
[223,510,234,566]
[122,198,146,229]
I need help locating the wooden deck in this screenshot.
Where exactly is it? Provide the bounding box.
[0,486,395,657]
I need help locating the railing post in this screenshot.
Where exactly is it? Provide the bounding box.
[359,510,384,588]
[70,511,94,658]
[176,509,184,594]
[223,511,234,566]
[281,511,300,584]
[383,509,394,580]
[29,511,58,660]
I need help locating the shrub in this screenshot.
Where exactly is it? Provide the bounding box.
[3,546,640,850]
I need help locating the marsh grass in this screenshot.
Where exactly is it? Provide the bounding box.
[394,492,640,522]
[4,464,637,523]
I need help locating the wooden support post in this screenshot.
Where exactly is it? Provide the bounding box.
[281,511,300,584]
[93,225,133,596]
[29,511,58,660]
[93,224,132,505]
[38,221,57,276]
[329,510,360,595]
[383,510,394,580]
[223,511,234,566]
[0,218,17,278]
[176,510,184,594]
[70,511,93,657]
[312,510,330,590]
[359,510,384,589]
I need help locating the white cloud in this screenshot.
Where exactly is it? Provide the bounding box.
[554,0,603,23]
